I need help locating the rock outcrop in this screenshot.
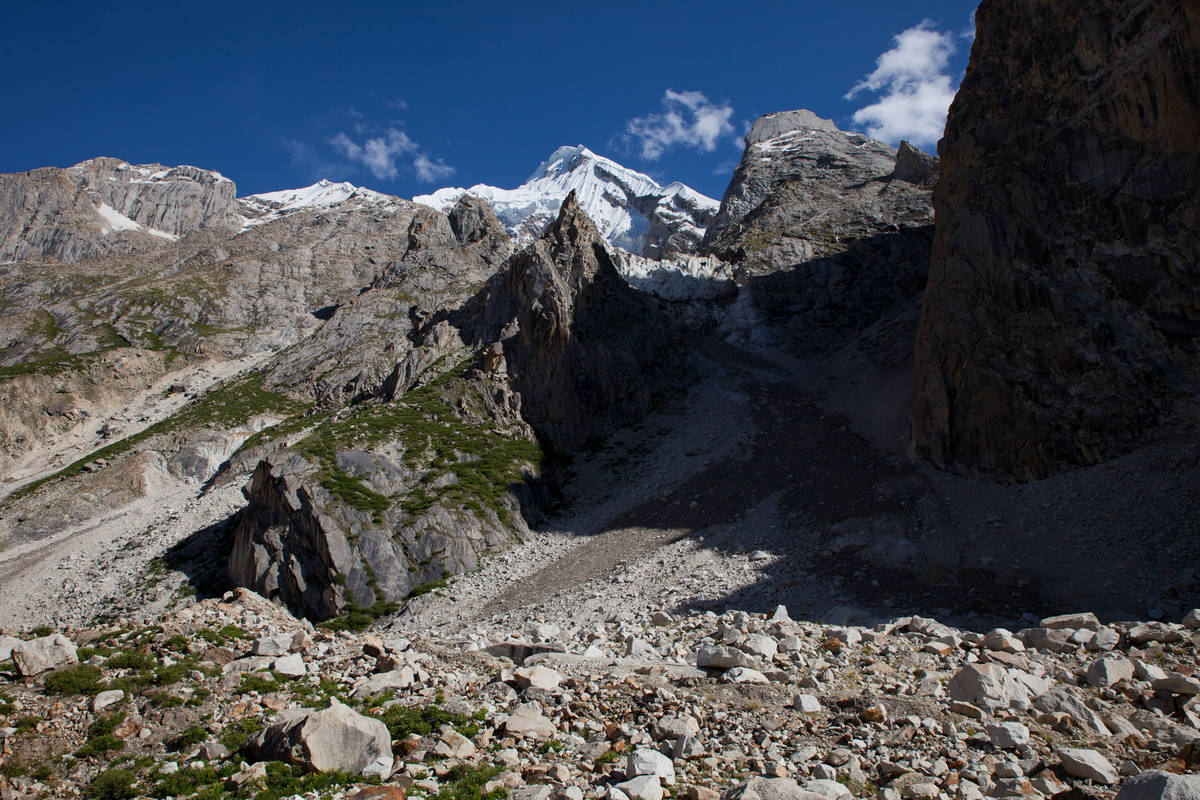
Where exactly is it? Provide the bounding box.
[700,111,936,351]
[484,191,676,454]
[912,0,1200,480]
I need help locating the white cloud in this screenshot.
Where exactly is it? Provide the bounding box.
[413,154,455,183]
[625,89,736,161]
[330,128,418,181]
[845,20,959,148]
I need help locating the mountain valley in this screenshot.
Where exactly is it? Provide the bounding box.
[0,1,1198,797]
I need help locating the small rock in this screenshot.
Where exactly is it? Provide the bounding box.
[513,665,562,691]
[92,689,125,712]
[655,715,700,740]
[696,645,755,670]
[802,779,851,799]
[272,653,306,677]
[725,666,769,684]
[502,702,557,740]
[199,740,230,760]
[617,775,664,800]
[949,663,1027,710]
[1152,674,1200,696]
[721,777,818,800]
[1041,613,1101,631]
[251,632,298,657]
[435,729,476,759]
[226,762,268,789]
[794,694,822,713]
[984,629,1025,653]
[1087,657,1134,687]
[628,749,675,785]
[351,667,415,698]
[741,635,778,660]
[0,635,21,663]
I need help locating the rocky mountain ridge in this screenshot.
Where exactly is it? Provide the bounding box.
[0,157,239,264]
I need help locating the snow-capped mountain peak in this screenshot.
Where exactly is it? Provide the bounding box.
[414,145,718,258]
[239,179,400,228]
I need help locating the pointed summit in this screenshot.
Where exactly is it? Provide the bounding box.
[414,145,718,257]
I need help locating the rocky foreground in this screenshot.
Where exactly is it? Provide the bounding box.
[1,589,1199,800]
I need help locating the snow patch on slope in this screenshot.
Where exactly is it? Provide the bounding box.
[239,180,401,228]
[414,145,718,255]
[95,203,180,240]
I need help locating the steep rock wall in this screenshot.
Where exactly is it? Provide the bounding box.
[912,0,1200,480]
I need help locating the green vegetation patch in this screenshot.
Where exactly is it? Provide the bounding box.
[219,716,263,753]
[84,768,138,800]
[76,712,127,759]
[371,703,482,741]
[293,359,541,527]
[44,664,105,696]
[436,763,507,800]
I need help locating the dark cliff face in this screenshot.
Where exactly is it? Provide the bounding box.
[486,191,675,455]
[911,0,1200,481]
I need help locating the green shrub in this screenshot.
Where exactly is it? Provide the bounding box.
[146,692,184,708]
[104,651,156,671]
[171,724,207,751]
[436,763,506,800]
[218,717,262,753]
[14,715,40,732]
[236,673,278,694]
[84,768,137,800]
[373,703,477,740]
[77,713,126,758]
[44,664,105,696]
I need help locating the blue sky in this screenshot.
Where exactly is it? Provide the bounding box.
[0,1,978,201]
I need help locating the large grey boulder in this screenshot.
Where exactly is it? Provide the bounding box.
[0,635,21,663]
[244,699,392,777]
[11,634,78,676]
[1058,748,1118,785]
[948,663,1028,710]
[1115,771,1200,800]
[722,777,826,800]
